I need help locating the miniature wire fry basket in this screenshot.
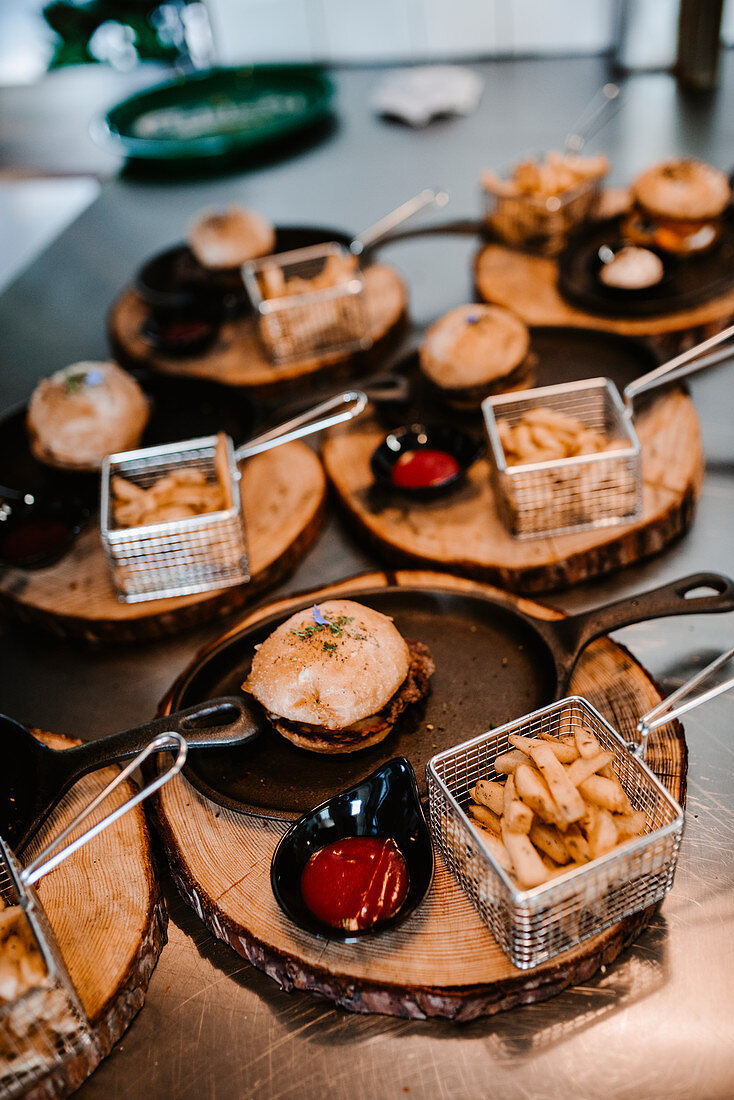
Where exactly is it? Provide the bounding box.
[482,325,734,539]
[243,243,371,364]
[0,733,186,1097]
[100,390,367,603]
[427,647,734,971]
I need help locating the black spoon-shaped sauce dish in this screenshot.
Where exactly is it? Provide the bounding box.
[0,695,263,855]
[271,758,433,942]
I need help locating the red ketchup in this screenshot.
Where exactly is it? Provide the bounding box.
[391,448,459,490]
[300,836,409,931]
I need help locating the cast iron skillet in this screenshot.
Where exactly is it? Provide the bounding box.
[557,211,734,318]
[0,695,262,855]
[165,572,734,820]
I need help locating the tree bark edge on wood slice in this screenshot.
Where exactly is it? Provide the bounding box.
[149,571,685,1022]
[22,732,165,1098]
[0,441,327,644]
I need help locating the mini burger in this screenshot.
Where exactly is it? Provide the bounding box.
[189,205,276,270]
[419,304,535,411]
[625,158,731,257]
[242,599,434,753]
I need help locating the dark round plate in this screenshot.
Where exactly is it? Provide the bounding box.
[0,374,255,513]
[173,585,557,820]
[92,65,335,162]
[557,213,734,318]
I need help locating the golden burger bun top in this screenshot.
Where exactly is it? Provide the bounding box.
[632,158,731,223]
[189,205,276,269]
[243,599,411,730]
[26,361,149,471]
[420,304,530,391]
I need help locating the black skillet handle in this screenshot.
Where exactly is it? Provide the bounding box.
[54,695,262,790]
[553,573,734,690]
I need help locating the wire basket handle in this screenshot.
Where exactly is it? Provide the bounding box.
[22,732,186,887]
[633,646,734,759]
[564,82,621,154]
[623,323,734,410]
[235,389,367,462]
[351,187,449,255]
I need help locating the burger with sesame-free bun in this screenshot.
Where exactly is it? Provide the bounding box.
[242,599,435,754]
[625,158,731,256]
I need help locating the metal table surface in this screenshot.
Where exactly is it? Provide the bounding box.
[1,54,734,1100]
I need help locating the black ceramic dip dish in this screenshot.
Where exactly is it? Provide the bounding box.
[271,758,433,942]
[370,423,484,499]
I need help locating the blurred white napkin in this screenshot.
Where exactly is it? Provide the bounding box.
[372,66,484,127]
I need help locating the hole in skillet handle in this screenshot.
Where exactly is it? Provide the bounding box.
[270,758,434,943]
[370,422,485,500]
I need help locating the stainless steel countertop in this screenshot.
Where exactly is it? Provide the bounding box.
[1,53,733,1100]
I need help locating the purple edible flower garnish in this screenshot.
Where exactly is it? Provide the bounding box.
[466,313,479,325]
[312,604,329,626]
[84,369,105,387]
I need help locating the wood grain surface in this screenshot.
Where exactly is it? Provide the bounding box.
[322,391,704,592]
[0,441,326,643]
[474,242,734,359]
[23,732,164,1098]
[150,571,686,1022]
[109,263,408,398]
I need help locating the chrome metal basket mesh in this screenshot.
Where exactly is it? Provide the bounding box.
[100,433,249,603]
[482,378,641,539]
[242,242,371,363]
[427,697,683,970]
[0,838,96,1099]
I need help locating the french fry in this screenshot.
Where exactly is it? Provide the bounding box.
[565,751,613,788]
[478,832,514,875]
[468,803,502,836]
[501,827,548,889]
[493,749,528,775]
[472,779,505,817]
[503,773,516,815]
[504,800,534,835]
[527,743,586,826]
[529,820,571,865]
[586,806,619,860]
[613,810,648,840]
[509,733,577,764]
[578,775,630,815]
[562,824,590,863]
[515,763,565,828]
[574,724,603,760]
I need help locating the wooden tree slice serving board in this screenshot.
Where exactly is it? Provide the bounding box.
[321,391,704,593]
[108,264,408,398]
[0,441,326,644]
[474,242,734,360]
[22,731,164,1098]
[149,571,686,1022]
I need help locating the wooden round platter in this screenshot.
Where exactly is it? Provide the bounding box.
[149,571,686,1022]
[321,388,703,594]
[474,240,734,361]
[108,263,408,399]
[0,441,326,644]
[22,731,164,1098]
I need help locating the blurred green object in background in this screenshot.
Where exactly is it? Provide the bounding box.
[43,0,213,71]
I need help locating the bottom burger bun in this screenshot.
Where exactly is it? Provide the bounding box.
[242,599,435,753]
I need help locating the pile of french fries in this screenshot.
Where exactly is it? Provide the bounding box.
[259,253,358,300]
[496,407,612,467]
[482,152,609,201]
[467,724,647,890]
[111,468,226,528]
